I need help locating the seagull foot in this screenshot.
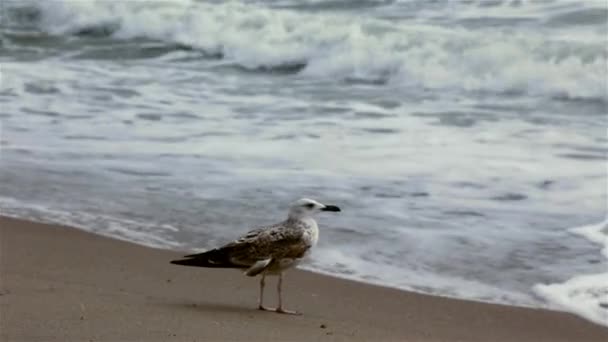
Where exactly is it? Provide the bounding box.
[258,306,301,315]
[277,308,301,315]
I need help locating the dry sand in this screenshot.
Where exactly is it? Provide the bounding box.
[1,216,607,341]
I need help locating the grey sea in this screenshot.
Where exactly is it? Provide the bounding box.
[1,0,607,326]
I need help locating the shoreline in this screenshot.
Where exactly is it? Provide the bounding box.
[0,213,544,311]
[2,216,607,341]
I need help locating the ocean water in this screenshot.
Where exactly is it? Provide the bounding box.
[1,0,607,326]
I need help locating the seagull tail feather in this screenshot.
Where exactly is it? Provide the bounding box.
[170,248,242,268]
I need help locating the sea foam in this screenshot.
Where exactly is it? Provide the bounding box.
[534,220,608,327]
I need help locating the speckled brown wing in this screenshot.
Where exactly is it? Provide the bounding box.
[224,222,310,266]
[170,221,312,269]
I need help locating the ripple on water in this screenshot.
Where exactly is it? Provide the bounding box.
[167,112,203,121]
[312,105,352,115]
[547,7,608,26]
[557,153,607,161]
[413,111,501,128]
[453,181,487,189]
[270,133,320,140]
[11,126,30,132]
[24,82,60,95]
[361,127,400,134]
[63,135,108,141]
[136,113,163,121]
[9,148,33,155]
[443,210,485,218]
[374,192,403,199]
[370,99,402,109]
[63,114,94,120]
[491,193,528,201]
[88,86,140,99]
[536,180,556,190]
[189,131,232,138]
[105,167,171,177]
[353,111,395,119]
[22,107,60,117]
[554,144,608,159]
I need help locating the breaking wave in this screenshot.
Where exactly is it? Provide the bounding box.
[5,0,607,100]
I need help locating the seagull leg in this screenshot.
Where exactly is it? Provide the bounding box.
[257,272,300,314]
[258,273,268,311]
[275,272,301,315]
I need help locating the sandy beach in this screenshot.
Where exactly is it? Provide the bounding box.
[1,216,606,341]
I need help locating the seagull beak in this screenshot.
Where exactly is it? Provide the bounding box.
[321,205,341,212]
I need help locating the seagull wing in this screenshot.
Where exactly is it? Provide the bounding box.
[170,222,310,269]
[226,223,311,264]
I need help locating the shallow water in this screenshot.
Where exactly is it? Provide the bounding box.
[1,0,607,325]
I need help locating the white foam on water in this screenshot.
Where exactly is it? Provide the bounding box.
[14,0,607,100]
[305,245,537,306]
[534,219,608,327]
[0,196,182,249]
[407,0,601,21]
[572,221,608,259]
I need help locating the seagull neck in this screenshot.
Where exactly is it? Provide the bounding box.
[286,215,314,224]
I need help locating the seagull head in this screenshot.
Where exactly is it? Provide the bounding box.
[288,198,341,219]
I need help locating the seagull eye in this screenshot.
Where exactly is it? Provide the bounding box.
[304,203,315,209]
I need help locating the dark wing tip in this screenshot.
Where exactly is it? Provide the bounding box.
[170,258,192,266]
[169,248,244,269]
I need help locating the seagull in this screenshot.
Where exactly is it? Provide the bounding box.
[170,198,341,315]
